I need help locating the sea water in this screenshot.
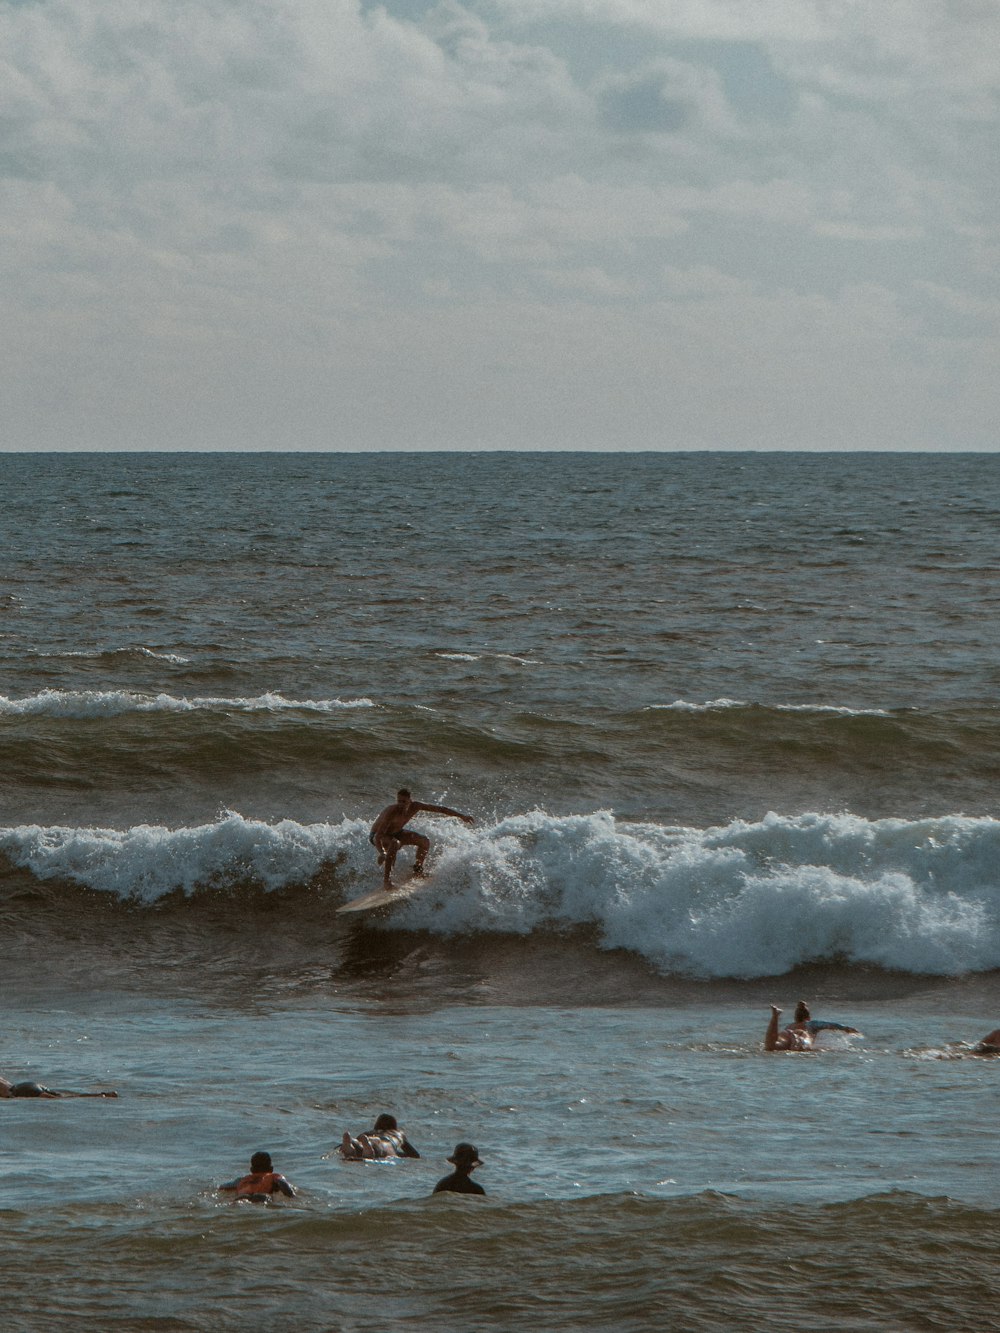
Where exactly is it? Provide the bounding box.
[2,451,1000,1331]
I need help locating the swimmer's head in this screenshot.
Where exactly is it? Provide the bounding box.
[794,1001,811,1023]
[448,1142,482,1168]
[397,788,411,801]
[373,1113,398,1133]
[250,1151,273,1173]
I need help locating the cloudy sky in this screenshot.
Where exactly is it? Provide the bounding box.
[2,0,997,450]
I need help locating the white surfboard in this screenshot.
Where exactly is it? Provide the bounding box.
[337,877,433,915]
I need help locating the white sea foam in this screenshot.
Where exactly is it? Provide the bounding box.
[3,809,999,978]
[0,815,364,902]
[44,647,192,665]
[0,690,374,718]
[649,699,891,717]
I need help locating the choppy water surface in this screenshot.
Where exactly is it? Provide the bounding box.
[3,451,1000,1329]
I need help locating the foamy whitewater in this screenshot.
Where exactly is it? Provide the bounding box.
[3,452,1000,1331]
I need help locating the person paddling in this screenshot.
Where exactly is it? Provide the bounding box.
[219,1151,295,1203]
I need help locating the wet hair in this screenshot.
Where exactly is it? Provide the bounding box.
[794,1001,811,1023]
[250,1151,273,1173]
[397,788,411,800]
[372,1113,398,1133]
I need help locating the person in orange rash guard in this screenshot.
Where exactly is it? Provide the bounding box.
[219,1151,296,1203]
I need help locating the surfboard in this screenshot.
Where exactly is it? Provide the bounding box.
[337,877,433,915]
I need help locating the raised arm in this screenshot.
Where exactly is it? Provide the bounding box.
[413,802,474,824]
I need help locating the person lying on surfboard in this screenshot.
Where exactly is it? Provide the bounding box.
[219,1150,296,1203]
[1,1075,118,1098]
[369,788,474,888]
[339,1113,420,1160]
[763,1004,859,1052]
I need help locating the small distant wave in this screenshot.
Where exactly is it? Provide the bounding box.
[42,647,192,665]
[0,689,375,719]
[4,809,1000,979]
[433,651,539,666]
[649,699,891,718]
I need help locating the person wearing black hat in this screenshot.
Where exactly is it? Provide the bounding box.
[433,1142,485,1196]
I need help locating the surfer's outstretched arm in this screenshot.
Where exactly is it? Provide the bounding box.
[412,802,474,824]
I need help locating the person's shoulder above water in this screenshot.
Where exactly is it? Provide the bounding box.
[433,1142,486,1196]
[971,1027,1000,1055]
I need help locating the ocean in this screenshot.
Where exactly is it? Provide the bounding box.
[2,450,999,1331]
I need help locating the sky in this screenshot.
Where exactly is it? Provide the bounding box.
[2,0,997,451]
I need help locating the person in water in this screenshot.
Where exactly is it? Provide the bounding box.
[1,1075,118,1099]
[764,1002,861,1051]
[971,1028,1000,1055]
[369,788,474,888]
[764,1005,814,1051]
[219,1151,295,1202]
[340,1113,420,1160]
[792,1001,860,1037]
[433,1142,486,1196]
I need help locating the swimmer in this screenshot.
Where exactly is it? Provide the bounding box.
[369,788,474,888]
[219,1151,295,1203]
[1,1076,118,1099]
[971,1028,1000,1056]
[433,1142,486,1196]
[339,1113,420,1160]
[764,1005,814,1052]
[792,1001,860,1037]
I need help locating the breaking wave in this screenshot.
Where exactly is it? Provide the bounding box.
[3,809,999,980]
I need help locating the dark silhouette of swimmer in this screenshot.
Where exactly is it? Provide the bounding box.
[340,1112,420,1160]
[1,1075,118,1099]
[370,788,474,888]
[433,1142,485,1196]
[219,1151,295,1203]
[971,1028,1000,1055]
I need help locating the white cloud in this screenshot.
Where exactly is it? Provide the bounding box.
[0,0,997,449]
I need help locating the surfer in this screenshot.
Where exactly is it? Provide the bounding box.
[792,1001,860,1037]
[764,1005,814,1051]
[1,1075,118,1098]
[339,1113,420,1160]
[219,1151,295,1202]
[369,788,474,888]
[764,1003,861,1051]
[433,1142,486,1196]
[971,1028,1000,1055]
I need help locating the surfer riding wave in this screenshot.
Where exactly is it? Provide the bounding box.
[369,788,474,888]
